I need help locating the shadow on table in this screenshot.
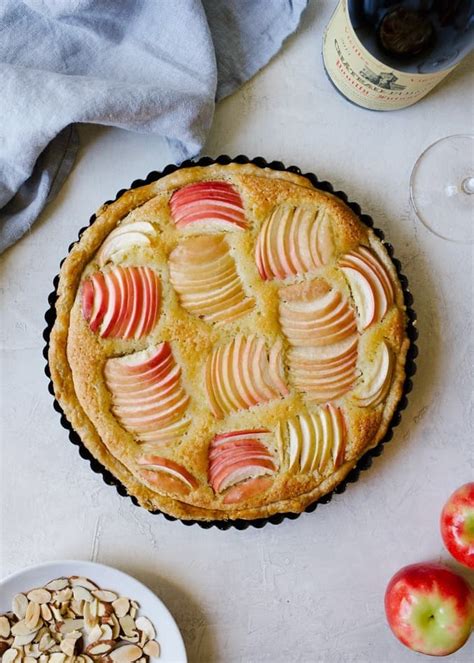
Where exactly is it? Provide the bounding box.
[120,564,217,663]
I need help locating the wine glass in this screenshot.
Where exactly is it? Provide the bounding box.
[409,134,474,243]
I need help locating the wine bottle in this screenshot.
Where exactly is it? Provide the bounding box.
[322,1,474,110]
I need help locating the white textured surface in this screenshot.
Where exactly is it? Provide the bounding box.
[1,2,473,661]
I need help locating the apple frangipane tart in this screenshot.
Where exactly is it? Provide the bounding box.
[49,163,409,521]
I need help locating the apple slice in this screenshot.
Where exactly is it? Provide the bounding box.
[255,204,334,280]
[104,343,190,445]
[281,406,346,474]
[204,335,289,418]
[96,221,155,266]
[170,181,247,231]
[279,279,357,348]
[82,266,160,340]
[137,455,198,495]
[169,235,254,325]
[82,280,94,320]
[339,246,395,329]
[208,430,277,494]
[351,341,394,407]
[223,476,274,504]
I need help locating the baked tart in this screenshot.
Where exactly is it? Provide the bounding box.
[48,162,411,522]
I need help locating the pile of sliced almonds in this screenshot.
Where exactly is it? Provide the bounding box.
[0,576,160,662]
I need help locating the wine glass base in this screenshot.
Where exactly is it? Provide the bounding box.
[410,134,474,244]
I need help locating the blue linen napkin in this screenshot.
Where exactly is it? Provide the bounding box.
[0,0,308,253]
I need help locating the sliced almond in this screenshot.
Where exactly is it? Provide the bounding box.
[59,619,84,635]
[112,598,130,619]
[69,577,98,591]
[39,632,55,652]
[49,654,67,663]
[122,631,139,644]
[27,589,52,605]
[92,590,117,603]
[44,578,69,592]
[53,588,72,604]
[50,605,63,623]
[109,644,142,662]
[87,623,103,643]
[143,639,161,658]
[11,619,37,636]
[60,635,80,657]
[72,586,93,603]
[24,657,37,663]
[119,615,136,638]
[86,639,115,656]
[25,601,41,631]
[25,643,41,658]
[2,648,19,663]
[0,615,11,638]
[83,601,98,631]
[14,630,38,646]
[40,603,53,622]
[135,616,155,641]
[12,593,28,620]
[100,624,113,641]
[110,614,120,640]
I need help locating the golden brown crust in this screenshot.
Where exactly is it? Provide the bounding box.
[48,163,410,521]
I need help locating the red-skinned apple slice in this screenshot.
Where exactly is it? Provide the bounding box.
[82,280,94,321]
[208,430,277,494]
[223,476,274,504]
[255,205,334,280]
[88,273,109,333]
[105,343,190,445]
[169,235,254,325]
[96,221,155,266]
[280,406,346,474]
[137,455,198,493]
[170,181,246,231]
[204,335,288,418]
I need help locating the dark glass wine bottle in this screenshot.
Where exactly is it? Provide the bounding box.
[322,1,474,110]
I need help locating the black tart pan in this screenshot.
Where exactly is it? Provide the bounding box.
[43,155,418,530]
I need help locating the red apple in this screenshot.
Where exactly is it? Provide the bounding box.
[441,483,474,569]
[385,562,473,656]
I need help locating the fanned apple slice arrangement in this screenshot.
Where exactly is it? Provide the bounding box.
[255,204,334,279]
[208,430,278,504]
[82,266,161,339]
[204,335,289,419]
[104,343,190,445]
[279,279,358,403]
[170,180,247,231]
[73,175,403,511]
[278,405,346,474]
[169,235,254,324]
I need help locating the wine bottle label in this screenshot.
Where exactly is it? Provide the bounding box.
[322,1,454,111]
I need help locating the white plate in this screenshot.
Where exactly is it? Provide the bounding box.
[0,560,187,663]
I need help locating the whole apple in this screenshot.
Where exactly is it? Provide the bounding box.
[385,562,473,656]
[441,483,474,569]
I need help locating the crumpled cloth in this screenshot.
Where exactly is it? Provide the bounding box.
[0,0,307,252]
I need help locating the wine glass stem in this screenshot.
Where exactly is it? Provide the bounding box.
[461,177,474,195]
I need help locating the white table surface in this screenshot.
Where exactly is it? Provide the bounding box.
[1,2,473,661]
